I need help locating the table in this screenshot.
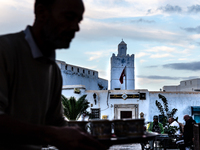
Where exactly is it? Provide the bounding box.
[154,134,178,150]
[98,132,158,149]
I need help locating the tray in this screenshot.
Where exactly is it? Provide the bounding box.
[98,132,158,147]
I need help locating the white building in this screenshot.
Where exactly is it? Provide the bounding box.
[62,87,200,123]
[163,78,200,92]
[110,40,135,90]
[59,41,200,124]
[56,60,108,90]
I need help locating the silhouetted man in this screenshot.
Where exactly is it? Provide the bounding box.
[182,115,196,150]
[0,0,106,149]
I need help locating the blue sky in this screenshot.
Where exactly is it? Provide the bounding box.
[1,0,200,91]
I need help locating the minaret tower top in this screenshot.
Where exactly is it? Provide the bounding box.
[118,40,127,56]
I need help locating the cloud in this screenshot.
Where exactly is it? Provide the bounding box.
[158,4,182,13]
[181,26,200,34]
[145,65,158,68]
[140,59,146,63]
[163,61,200,71]
[138,75,181,80]
[137,75,199,80]
[79,19,190,45]
[188,4,200,13]
[135,52,149,58]
[150,53,174,58]
[131,18,155,23]
[146,46,176,53]
[85,49,117,61]
[147,9,152,15]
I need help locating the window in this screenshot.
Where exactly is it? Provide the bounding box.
[77,68,79,72]
[65,65,68,70]
[83,70,85,73]
[88,71,90,74]
[93,72,95,76]
[140,93,146,100]
[71,67,73,71]
[91,108,100,119]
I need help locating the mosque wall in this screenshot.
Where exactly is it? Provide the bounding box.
[56,60,108,90]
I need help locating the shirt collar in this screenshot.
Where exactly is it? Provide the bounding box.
[24,26,55,61]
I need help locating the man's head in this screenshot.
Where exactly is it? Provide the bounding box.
[168,117,174,124]
[34,0,56,11]
[183,115,190,122]
[153,115,159,123]
[33,0,84,50]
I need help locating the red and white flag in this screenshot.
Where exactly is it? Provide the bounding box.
[119,66,126,84]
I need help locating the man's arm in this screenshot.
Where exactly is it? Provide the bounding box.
[159,123,164,134]
[0,114,106,150]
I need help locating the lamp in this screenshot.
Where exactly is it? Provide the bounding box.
[93,93,97,105]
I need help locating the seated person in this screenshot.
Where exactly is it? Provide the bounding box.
[168,117,181,135]
[147,115,164,134]
[147,115,164,150]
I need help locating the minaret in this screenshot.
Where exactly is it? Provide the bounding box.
[110,40,135,90]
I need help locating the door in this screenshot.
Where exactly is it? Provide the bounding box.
[114,104,138,119]
[194,115,200,123]
[121,111,132,119]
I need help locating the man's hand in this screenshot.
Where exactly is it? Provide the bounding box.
[45,126,107,150]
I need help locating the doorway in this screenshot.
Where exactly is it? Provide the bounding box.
[114,104,138,119]
[121,111,132,119]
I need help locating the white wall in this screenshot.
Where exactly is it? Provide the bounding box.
[57,60,108,90]
[163,78,200,92]
[149,91,200,124]
[61,87,200,124]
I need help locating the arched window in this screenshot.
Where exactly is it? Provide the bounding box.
[71,67,73,71]
[83,70,85,73]
[77,68,79,72]
[65,65,68,70]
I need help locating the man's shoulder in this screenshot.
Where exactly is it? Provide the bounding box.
[170,121,179,126]
[0,31,24,41]
[0,31,27,53]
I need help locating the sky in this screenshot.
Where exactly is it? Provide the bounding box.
[0,0,200,91]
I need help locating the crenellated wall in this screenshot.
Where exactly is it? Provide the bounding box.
[56,60,108,90]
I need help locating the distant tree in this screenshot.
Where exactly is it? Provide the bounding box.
[155,94,178,127]
[61,95,90,120]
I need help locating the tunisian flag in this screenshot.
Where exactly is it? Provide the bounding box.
[119,66,126,84]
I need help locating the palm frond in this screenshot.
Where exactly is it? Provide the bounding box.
[61,94,89,120]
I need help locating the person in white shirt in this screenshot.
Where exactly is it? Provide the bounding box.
[168,117,182,135]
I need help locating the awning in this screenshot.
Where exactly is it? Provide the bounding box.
[191,106,200,115]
